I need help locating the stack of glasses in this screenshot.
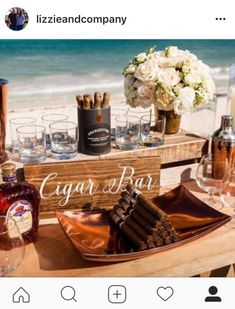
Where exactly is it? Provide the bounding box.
[9,114,77,163]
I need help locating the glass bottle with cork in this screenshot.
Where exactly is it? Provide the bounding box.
[0,163,40,243]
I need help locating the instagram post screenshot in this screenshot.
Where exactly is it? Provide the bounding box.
[0,0,235,307]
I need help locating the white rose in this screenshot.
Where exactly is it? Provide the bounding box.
[134,59,159,82]
[125,64,136,75]
[174,86,195,114]
[165,46,180,58]
[165,47,192,68]
[155,56,176,68]
[136,52,147,63]
[136,84,154,108]
[159,68,181,88]
[184,71,202,85]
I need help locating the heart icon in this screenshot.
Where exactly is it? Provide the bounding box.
[156,286,174,301]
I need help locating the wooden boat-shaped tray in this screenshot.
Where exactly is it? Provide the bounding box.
[57,185,231,262]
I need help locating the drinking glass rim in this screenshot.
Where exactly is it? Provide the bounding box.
[115,115,140,124]
[49,120,78,130]
[9,117,37,125]
[16,124,46,134]
[141,114,166,123]
[41,113,69,122]
[128,107,152,114]
[0,216,19,235]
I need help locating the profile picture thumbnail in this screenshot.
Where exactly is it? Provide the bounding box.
[5,7,29,31]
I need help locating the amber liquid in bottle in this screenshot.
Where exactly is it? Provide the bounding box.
[0,163,40,243]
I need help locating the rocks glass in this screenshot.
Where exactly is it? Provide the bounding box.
[115,115,140,150]
[9,117,37,153]
[41,114,69,148]
[49,121,78,160]
[140,115,166,147]
[128,107,152,118]
[17,125,46,163]
[111,108,128,140]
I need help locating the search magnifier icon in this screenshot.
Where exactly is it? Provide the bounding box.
[61,286,77,302]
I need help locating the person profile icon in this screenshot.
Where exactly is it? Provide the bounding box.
[205,286,222,302]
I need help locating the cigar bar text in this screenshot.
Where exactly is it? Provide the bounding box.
[36,165,159,207]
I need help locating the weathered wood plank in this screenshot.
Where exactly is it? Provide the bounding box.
[101,130,208,164]
[24,156,160,217]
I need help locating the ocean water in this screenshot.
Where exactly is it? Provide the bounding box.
[0,40,234,109]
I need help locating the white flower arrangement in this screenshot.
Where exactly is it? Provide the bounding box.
[123,46,216,114]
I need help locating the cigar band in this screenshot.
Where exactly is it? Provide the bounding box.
[127,185,141,198]
[130,198,137,207]
[119,221,124,228]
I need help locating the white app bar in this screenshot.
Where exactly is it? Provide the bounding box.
[0,278,234,308]
[0,0,234,39]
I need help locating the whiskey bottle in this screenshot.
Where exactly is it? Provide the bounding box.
[0,163,40,243]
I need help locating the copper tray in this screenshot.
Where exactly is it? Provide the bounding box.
[57,185,231,262]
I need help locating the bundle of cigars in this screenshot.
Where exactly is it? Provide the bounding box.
[76,92,110,110]
[110,184,179,251]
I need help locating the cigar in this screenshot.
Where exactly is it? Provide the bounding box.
[76,95,84,109]
[113,205,127,220]
[102,92,110,108]
[133,202,162,227]
[89,94,94,109]
[126,184,167,220]
[125,215,154,247]
[150,228,161,239]
[126,184,141,198]
[119,199,132,212]
[114,206,150,241]
[83,94,91,110]
[164,236,173,245]
[137,195,167,221]
[155,238,164,247]
[110,211,122,225]
[163,221,173,230]
[94,92,102,109]
[129,209,154,234]
[120,222,147,250]
[110,210,147,250]
[121,192,137,207]
[116,206,155,249]
[168,228,179,241]
[158,229,169,239]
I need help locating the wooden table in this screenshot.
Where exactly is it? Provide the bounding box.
[10,181,235,278]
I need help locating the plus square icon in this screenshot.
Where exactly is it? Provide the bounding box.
[108,285,127,304]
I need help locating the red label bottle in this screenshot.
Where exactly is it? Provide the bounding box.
[0,163,40,243]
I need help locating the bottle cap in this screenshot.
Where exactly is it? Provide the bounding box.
[221,115,233,128]
[1,163,16,176]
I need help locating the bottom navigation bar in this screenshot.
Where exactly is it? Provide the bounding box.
[0,278,233,308]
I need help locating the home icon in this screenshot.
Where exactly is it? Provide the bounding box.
[12,287,30,303]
